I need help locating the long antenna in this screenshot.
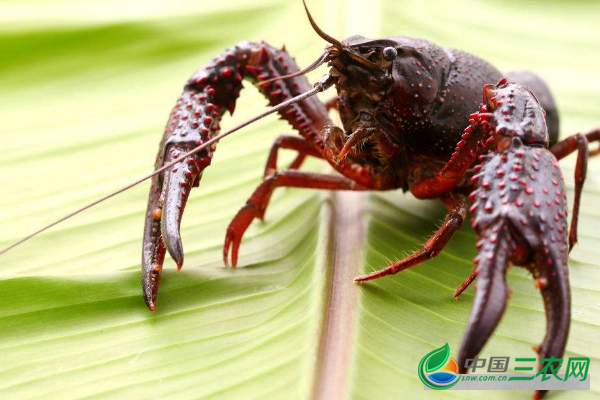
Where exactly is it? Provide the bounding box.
[0,83,328,257]
[302,0,344,48]
[256,50,328,87]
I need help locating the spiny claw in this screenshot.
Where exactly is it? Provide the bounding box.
[141,84,219,310]
[457,82,573,400]
[142,143,208,310]
[142,40,333,309]
[223,203,262,267]
[161,145,198,270]
[458,225,511,372]
[142,182,165,311]
[223,229,239,268]
[463,133,570,399]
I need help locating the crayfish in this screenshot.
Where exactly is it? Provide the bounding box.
[2,1,595,399]
[140,3,600,398]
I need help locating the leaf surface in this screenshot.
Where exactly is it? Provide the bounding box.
[0,1,598,399]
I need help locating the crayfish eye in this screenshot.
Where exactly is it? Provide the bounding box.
[382,47,397,61]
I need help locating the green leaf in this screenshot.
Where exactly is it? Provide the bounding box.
[425,343,450,373]
[1,1,599,400]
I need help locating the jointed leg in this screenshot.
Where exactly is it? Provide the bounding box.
[454,268,477,299]
[257,135,324,221]
[550,129,600,250]
[410,110,493,200]
[355,193,468,282]
[224,170,367,266]
[263,134,323,178]
[584,128,600,156]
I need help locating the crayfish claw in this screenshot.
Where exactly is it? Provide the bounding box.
[532,245,570,400]
[141,83,218,309]
[458,225,511,373]
[464,84,571,395]
[161,145,197,271]
[142,39,332,308]
[142,176,166,311]
[223,228,240,268]
[453,267,477,299]
[223,203,260,267]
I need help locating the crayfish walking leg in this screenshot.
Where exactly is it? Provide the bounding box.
[224,169,368,267]
[262,135,323,179]
[354,194,468,282]
[549,128,600,249]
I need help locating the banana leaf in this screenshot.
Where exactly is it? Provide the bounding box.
[0,0,598,399]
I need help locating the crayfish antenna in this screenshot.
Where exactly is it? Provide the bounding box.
[302,0,344,48]
[0,85,327,260]
[255,50,328,87]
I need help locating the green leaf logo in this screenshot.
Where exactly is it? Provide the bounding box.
[418,343,459,390]
[425,343,450,372]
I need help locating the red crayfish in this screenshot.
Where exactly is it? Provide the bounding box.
[140,3,600,397]
[2,1,598,398]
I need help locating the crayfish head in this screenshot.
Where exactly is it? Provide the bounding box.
[483,78,550,151]
[325,37,406,166]
[326,36,397,103]
[302,0,403,166]
[303,0,395,90]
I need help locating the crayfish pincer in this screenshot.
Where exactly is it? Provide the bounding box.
[456,81,573,400]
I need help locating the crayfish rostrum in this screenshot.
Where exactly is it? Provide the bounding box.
[140,2,599,398]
